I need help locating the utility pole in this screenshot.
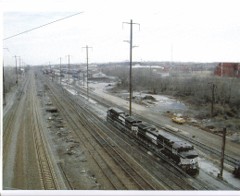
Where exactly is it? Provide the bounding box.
[150,64,154,93]
[218,127,226,180]
[49,61,51,73]
[221,62,223,77]
[67,55,70,83]
[3,60,6,105]
[18,56,21,79]
[14,55,19,86]
[49,62,53,82]
[82,45,92,101]
[3,48,9,106]
[210,83,216,117]
[123,19,140,116]
[59,57,62,84]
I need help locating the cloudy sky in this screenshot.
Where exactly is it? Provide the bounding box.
[2,0,240,66]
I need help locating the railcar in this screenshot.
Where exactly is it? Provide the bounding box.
[107,107,128,125]
[233,161,240,178]
[106,107,199,175]
[125,116,142,135]
[136,122,159,145]
[155,130,198,174]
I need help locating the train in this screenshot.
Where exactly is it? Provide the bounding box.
[233,161,240,178]
[107,107,199,175]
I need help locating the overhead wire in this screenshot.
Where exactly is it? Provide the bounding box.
[3,12,84,41]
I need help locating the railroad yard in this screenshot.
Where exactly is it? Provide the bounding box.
[3,67,240,191]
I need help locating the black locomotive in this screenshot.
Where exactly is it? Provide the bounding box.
[107,107,199,175]
[233,161,240,178]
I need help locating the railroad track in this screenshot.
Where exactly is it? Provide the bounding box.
[44,75,240,190]
[29,73,59,190]
[43,76,204,190]
[3,72,59,189]
[68,96,208,190]
[3,76,30,170]
[44,77,162,190]
[68,91,196,189]
[83,111,196,190]
[73,107,158,190]
[70,81,239,167]
[44,82,128,189]
[56,79,240,189]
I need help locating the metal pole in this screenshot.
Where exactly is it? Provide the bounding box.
[129,20,133,116]
[59,57,62,84]
[211,84,215,117]
[68,55,70,83]
[150,64,152,93]
[218,127,226,179]
[49,62,53,82]
[3,60,6,105]
[82,45,92,101]
[221,62,223,77]
[18,56,21,80]
[86,45,89,101]
[14,55,18,86]
[3,48,9,105]
[123,20,140,116]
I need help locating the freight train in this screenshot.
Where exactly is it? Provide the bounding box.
[233,161,240,178]
[107,107,199,175]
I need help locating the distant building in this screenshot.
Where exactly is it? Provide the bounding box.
[214,63,240,78]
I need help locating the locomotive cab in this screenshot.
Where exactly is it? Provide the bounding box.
[172,141,199,174]
[178,149,199,175]
[233,161,240,178]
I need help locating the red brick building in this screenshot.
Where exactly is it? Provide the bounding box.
[214,63,240,78]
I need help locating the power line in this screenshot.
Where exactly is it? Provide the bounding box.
[3,12,84,41]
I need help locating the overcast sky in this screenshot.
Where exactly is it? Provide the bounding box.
[2,0,240,66]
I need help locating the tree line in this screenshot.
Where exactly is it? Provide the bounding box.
[102,66,240,113]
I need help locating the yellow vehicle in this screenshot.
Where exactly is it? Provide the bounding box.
[172,116,186,124]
